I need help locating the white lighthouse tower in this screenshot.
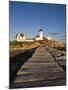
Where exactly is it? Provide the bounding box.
[39,29,43,40]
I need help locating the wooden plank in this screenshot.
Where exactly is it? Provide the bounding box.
[14,46,65,87]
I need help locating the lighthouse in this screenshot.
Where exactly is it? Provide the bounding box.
[39,29,44,40]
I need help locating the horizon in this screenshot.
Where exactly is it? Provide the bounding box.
[9,1,66,42]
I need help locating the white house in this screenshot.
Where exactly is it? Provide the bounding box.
[16,33,26,42]
[16,33,34,42]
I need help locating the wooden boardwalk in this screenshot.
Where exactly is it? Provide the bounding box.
[13,45,66,88]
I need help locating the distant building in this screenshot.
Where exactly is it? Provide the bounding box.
[34,35,40,41]
[16,33,26,42]
[35,29,44,41]
[16,29,44,42]
[16,33,34,42]
[46,36,52,40]
[39,29,44,40]
[26,38,34,42]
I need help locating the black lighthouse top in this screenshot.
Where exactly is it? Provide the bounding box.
[39,29,43,32]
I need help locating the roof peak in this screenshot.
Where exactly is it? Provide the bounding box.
[39,29,43,32]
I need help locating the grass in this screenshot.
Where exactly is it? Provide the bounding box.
[10,40,66,57]
[10,41,39,50]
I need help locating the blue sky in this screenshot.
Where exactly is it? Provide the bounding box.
[9,1,66,41]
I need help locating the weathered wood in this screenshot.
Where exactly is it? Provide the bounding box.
[14,46,66,88]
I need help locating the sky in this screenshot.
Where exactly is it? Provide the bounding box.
[9,1,66,42]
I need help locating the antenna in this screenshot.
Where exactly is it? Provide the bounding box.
[48,32,66,43]
[48,32,59,40]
